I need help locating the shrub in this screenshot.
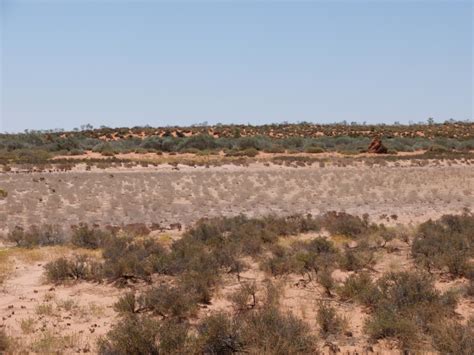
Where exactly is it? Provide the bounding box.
[321,211,372,238]
[364,271,457,350]
[316,302,345,337]
[340,242,374,272]
[98,314,160,355]
[101,235,169,282]
[304,146,325,154]
[157,320,190,354]
[338,272,378,306]
[225,148,259,157]
[44,255,101,283]
[195,312,243,354]
[8,224,66,247]
[0,188,7,199]
[71,223,110,249]
[229,282,257,312]
[140,285,197,319]
[431,318,474,355]
[241,306,317,354]
[412,213,474,276]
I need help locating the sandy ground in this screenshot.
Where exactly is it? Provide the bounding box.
[0,247,122,353]
[0,163,472,233]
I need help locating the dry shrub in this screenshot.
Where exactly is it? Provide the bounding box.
[98,314,160,355]
[364,271,457,350]
[431,318,474,355]
[316,302,346,337]
[229,282,257,312]
[412,213,474,277]
[71,223,111,249]
[44,255,101,283]
[321,211,373,238]
[8,224,66,247]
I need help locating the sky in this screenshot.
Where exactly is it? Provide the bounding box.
[0,0,472,133]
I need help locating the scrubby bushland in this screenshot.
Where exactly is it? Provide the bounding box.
[263,237,340,285]
[117,285,197,319]
[316,302,346,337]
[44,255,102,283]
[362,271,457,350]
[412,213,474,276]
[98,314,160,355]
[101,235,170,283]
[340,241,375,272]
[431,318,474,355]
[320,211,374,238]
[102,281,316,354]
[7,224,66,247]
[71,223,111,249]
[338,272,378,305]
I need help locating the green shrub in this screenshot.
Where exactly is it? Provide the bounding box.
[364,271,457,349]
[412,213,474,276]
[98,314,160,355]
[101,235,169,282]
[241,306,317,354]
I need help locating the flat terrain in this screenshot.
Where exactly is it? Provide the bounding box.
[1,162,472,233]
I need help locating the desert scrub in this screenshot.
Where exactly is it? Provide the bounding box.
[97,314,160,355]
[363,271,457,350]
[71,223,111,249]
[431,318,474,355]
[316,302,346,337]
[320,211,375,238]
[0,188,7,199]
[7,224,66,248]
[412,213,474,276]
[44,255,102,283]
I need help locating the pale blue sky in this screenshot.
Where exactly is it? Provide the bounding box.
[1,0,472,132]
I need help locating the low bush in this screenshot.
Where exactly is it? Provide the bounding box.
[240,305,317,354]
[316,302,346,337]
[98,314,160,355]
[412,213,474,276]
[229,282,257,312]
[71,223,110,249]
[44,255,101,283]
[321,211,373,238]
[431,318,474,355]
[364,271,457,349]
[8,224,66,247]
[140,285,197,319]
[338,272,378,305]
[101,235,169,283]
[195,312,243,354]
